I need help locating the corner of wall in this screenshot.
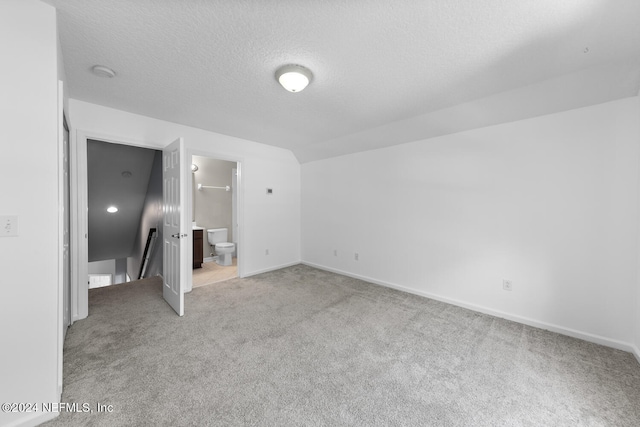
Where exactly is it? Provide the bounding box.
[301,98,640,354]
[0,1,63,425]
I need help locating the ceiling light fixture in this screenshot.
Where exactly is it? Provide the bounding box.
[92,65,116,78]
[107,206,118,213]
[275,64,313,93]
[121,171,132,178]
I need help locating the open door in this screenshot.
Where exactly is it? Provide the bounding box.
[162,137,188,316]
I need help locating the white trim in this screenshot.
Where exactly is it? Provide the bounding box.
[71,132,249,317]
[203,256,215,263]
[70,129,87,321]
[72,130,165,322]
[56,81,64,398]
[302,261,639,356]
[188,148,245,281]
[78,129,164,151]
[244,261,301,278]
[88,273,114,288]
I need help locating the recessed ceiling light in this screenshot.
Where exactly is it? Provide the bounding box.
[92,65,116,78]
[275,64,313,93]
[121,171,132,178]
[107,206,118,213]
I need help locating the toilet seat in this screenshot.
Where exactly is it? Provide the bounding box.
[215,242,234,250]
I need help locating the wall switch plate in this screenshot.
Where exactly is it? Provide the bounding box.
[265,249,269,255]
[354,253,359,261]
[333,250,337,256]
[1,215,18,237]
[503,279,513,291]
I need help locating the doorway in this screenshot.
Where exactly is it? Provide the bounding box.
[190,155,239,288]
[71,131,246,320]
[86,139,162,288]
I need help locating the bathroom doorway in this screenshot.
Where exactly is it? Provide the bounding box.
[190,155,239,288]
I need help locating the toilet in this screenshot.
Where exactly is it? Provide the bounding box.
[207,228,235,266]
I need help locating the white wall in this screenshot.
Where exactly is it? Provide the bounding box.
[69,99,301,277]
[88,259,116,275]
[0,1,61,426]
[88,259,116,288]
[115,258,127,284]
[302,97,640,350]
[193,156,236,256]
[128,151,164,280]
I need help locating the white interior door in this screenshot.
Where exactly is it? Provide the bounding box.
[162,137,187,316]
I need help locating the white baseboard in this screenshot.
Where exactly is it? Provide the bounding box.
[243,261,301,278]
[203,256,215,263]
[301,261,638,357]
[5,410,58,427]
[72,312,87,323]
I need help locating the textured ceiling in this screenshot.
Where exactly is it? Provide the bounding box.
[51,0,640,162]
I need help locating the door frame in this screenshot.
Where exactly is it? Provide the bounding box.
[70,131,247,320]
[71,130,164,321]
[188,148,245,292]
[56,81,67,396]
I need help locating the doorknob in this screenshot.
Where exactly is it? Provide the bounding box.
[171,233,188,239]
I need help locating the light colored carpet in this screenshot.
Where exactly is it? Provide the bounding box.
[192,258,238,288]
[45,265,640,426]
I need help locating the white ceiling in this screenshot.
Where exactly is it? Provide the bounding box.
[51,0,640,163]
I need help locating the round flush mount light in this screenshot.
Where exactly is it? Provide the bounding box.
[92,65,116,78]
[275,64,313,93]
[107,206,118,213]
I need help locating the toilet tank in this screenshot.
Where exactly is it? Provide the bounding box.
[207,228,228,245]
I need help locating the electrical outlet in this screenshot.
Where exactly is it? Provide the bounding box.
[1,215,18,237]
[333,250,337,256]
[354,253,359,261]
[265,249,269,255]
[503,279,513,291]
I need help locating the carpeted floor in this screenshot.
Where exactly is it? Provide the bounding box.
[45,264,640,426]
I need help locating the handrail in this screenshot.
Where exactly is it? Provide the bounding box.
[138,228,157,279]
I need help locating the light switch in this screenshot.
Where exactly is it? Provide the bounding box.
[1,215,18,237]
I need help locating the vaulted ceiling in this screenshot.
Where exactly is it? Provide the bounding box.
[51,0,640,163]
